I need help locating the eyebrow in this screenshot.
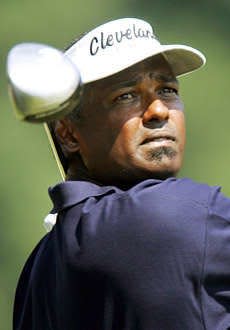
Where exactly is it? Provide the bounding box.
[149,73,178,84]
[110,77,142,90]
[109,72,178,91]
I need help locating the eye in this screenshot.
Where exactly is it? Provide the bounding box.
[114,92,137,103]
[158,87,178,97]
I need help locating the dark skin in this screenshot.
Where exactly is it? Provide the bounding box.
[55,54,186,187]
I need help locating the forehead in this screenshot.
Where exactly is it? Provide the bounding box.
[85,54,177,93]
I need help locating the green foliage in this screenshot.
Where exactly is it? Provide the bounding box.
[1,0,229,329]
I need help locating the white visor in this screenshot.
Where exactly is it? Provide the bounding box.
[65,17,206,84]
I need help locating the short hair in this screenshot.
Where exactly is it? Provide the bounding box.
[63,33,88,123]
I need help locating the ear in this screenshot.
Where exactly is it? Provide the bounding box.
[54,118,80,157]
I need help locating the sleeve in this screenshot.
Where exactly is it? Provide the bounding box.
[57,181,208,309]
[59,191,155,272]
[56,186,181,305]
[203,187,230,325]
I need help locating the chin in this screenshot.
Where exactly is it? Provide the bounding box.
[141,146,183,179]
[150,160,182,179]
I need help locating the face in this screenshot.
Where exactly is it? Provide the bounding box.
[67,54,186,185]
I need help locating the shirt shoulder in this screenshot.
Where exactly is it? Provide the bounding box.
[127,177,217,209]
[58,178,217,238]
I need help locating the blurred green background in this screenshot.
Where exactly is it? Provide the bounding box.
[1,0,229,329]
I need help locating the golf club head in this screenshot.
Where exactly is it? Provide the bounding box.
[7,42,82,123]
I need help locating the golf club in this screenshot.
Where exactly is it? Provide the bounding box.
[7,42,83,179]
[7,42,82,123]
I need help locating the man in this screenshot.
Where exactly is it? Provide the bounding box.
[14,18,230,330]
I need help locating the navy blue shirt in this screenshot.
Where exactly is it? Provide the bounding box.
[14,178,230,329]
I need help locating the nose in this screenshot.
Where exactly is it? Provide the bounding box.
[142,99,169,124]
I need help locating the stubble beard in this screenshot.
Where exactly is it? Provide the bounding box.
[146,146,177,163]
[144,146,179,180]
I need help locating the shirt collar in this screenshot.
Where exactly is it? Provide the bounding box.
[48,180,122,213]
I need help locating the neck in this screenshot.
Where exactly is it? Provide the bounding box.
[65,155,137,190]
